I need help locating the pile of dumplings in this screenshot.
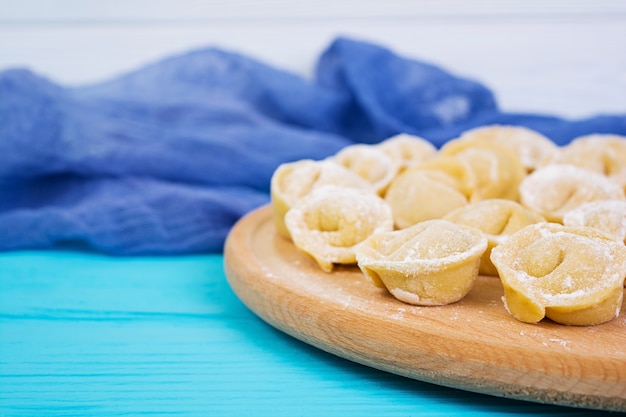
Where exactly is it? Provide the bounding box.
[270,125,626,326]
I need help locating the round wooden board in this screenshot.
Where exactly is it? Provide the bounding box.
[224,205,626,412]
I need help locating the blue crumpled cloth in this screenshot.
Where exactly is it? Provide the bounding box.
[1,37,625,255]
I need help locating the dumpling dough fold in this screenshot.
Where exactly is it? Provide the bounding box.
[285,185,394,272]
[271,159,370,238]
[444,199,545,276]
[491,223,626,326]
[519,164,625,223]
[355,220,487,305]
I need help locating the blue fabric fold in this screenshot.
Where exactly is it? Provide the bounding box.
[1,37,625,254]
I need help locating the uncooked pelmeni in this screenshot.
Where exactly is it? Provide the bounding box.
[446,124,558,173]
[332,144,401,195]
[375,133,437,171]
[270,159,371,238]
[355,219,487,306]
[490,223,626,326]
[453,146,524,202]
[408,155,476,199]
[384,167,468,229]
[439,137,526,202]
[563,200,626,244]
[519,164,625,223]
[551,134,626,181]
[444,199,546,276]
[285,185,394,272]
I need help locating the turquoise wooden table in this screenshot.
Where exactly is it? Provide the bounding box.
[0,249,619,416]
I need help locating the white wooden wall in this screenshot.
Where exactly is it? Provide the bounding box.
[1,0,625,118]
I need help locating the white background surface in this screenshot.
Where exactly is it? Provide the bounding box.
[1,0,625,118]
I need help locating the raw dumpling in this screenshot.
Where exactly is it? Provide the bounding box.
[563,200,626,244]
[444,199,546,276]
[285,185,394,272]
[554,134,626,194]
[384,167,468,229]
[551,134,626,181]
[439,139,526,202]
[446,124,558,173]
[332,144,401,195]
[519,164,625,223]
[409,155,475,199]
[490,223,626,325]
[376,134,437,171]
[271,159,370,238]
[355,220,488,305]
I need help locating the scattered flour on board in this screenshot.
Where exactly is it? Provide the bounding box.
[390,307,406,320]
[548,338,570,349]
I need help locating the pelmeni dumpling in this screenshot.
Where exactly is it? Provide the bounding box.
[285,185,394,272]
[551,134,626,179]
[384,167,468,229]
[563,200,626,244]
[375,134,437,171]
[409,155,476,199]
[332,144,401,195]
[519,164,625,223]
[553,134,626,195]
[491,223,626,326]
[439,139,526,202]
[271,159,371,238]
[355,220,488,306]
[444,199,546,276]
[446,124,558,173]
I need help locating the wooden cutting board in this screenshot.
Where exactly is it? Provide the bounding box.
[223,205,626,412]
